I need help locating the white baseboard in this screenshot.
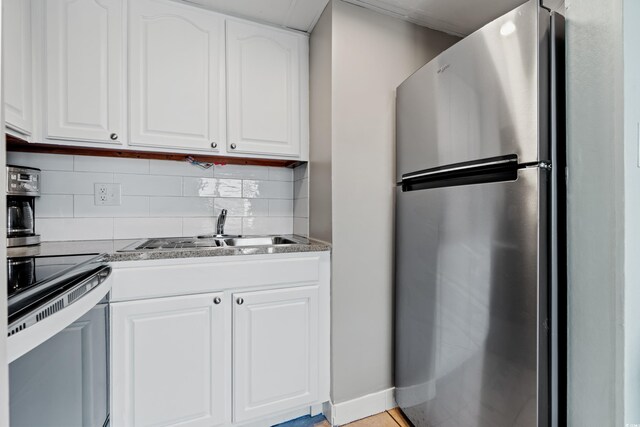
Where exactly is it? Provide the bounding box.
[323,388,396,426]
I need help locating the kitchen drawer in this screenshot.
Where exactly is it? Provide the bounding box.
[110,254,321,301]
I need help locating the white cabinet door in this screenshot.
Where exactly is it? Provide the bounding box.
[226,21,303,157]
[129,0,224,152]
[45,0,124,144]
[111,292,227,427]
[233,285,319,422]
[4,0,32,136]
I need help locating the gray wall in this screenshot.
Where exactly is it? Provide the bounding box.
[309,2,333,244]
[565,0,625,424]
[624,0,640,422]
[309,0,458,404]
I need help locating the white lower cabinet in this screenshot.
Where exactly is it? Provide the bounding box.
[233,286,319,422]
[111,292,226,427]
[110,253,330,426]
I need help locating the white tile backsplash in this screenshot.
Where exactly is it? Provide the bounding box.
[74,195,150,218]
[213,198,269,217]
[8,152,74,171]
[114,217,182,239]
[35,195,74,218]
[182,217,243,236]
[268,167,294,182]
[183,177,242,198]
[269,199,294,217]
[242,217,293,235]
[214,164,270,180]
[149,159,214,177]
[14,153,305,240]
[116,174,183,196]
[37,218,114,241]
[41,171,114,195]
[150,197,214,217]
[75,156,150,174]
[243,180,294,199]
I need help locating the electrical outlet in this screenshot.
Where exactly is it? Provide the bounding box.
[94,183,121,206]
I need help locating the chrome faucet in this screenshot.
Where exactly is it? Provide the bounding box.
[216,209,227,235]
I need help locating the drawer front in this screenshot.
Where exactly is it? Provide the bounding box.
[110,255,321,301]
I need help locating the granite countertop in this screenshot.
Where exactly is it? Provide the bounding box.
[7,235,331,262]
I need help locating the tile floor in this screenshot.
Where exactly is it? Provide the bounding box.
[276,408,410,427]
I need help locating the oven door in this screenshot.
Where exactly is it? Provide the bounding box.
[9,297,110,427]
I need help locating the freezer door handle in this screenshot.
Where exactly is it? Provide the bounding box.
[400,154,519,192]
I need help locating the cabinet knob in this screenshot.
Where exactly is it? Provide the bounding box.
[213,297,221,305]
[236,297,244,305]
[211,142,218,149]
[110,133,118,140]
[230,143,237,150]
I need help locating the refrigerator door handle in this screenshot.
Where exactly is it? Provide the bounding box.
[400,154,520,192]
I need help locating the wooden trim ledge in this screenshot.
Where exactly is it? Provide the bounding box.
[6,135,305,168]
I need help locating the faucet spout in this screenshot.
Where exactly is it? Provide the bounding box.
[216,209,227,235]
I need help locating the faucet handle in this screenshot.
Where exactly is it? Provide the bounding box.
[216,209,228,235]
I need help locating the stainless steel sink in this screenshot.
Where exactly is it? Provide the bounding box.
[222,236,296,247]
[129,237,223,250]
[119,235,299,251]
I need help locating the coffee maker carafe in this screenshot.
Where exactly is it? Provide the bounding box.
[7,166,41,247]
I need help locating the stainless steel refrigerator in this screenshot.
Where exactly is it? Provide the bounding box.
[394,1,565,426]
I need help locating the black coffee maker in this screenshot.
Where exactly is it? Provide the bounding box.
[7,166,41,247]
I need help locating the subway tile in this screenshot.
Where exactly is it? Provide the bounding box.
[293,197,309,218]
[268,167,294,182]
[269,199,294,217]
[182,217,242,237]
[214,198,268,217]
[116,174,182,196]
[294,178,309,199]
[293,217,309,236]
[213,164,269,180]
[74,156,150,174]
[114,217,182,239]
[242,217,293,235]
[74,195,149,218]
[150,197,214,217]
[149,159,214,177]
[242,180,293,199]
[183,177,242,198]
[293,163,308,181]
[35,195,74,218]
[41,171,114,195]
[37,218,113,241]
[7,152,74,171]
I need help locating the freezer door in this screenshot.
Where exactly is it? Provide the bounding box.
[395,167,548,426]
[396,0,549,182]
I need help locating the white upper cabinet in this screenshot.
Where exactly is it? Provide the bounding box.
[129,0,224,152]
[4,0,32,136]
[226,21,305,158]
[233,285,319,422]
[44,0,124,144]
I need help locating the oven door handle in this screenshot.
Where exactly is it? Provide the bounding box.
[7,274,112,363]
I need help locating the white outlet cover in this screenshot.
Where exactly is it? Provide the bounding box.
[94,183,122,206]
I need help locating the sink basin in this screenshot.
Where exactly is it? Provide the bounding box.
[118,235,299,251]
[222,236,297,247]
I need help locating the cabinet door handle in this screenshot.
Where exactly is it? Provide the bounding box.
[211,142,218,149]
[236,297,244,305]
[230,143,237,150]
[110,133,118,140]
[213,297,222,304]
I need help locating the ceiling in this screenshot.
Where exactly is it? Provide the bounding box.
[343,0,527,36]
[176,0,554,37]
[177,0,330,33]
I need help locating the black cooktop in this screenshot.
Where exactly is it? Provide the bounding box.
[7,254,105,323]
